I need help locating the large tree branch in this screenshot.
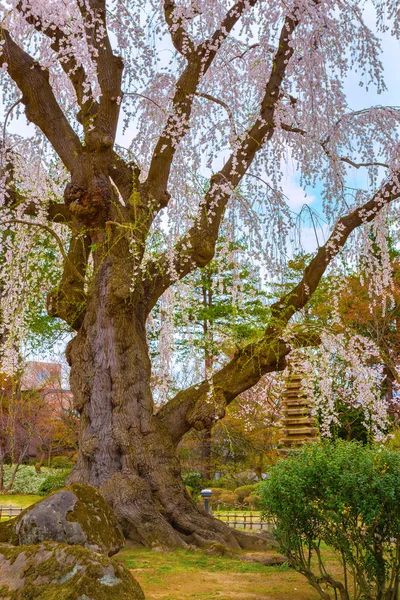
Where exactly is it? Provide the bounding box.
[157,174,400,443]
[142,12,299,310]
[145,0,258,209]
[0,29,83,173]
[77,0,123,146]
[164,0,196,57]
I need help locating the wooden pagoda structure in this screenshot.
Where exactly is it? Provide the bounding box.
[279,370,318,453]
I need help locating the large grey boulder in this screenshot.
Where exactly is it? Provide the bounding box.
[0,542,144,599]
[0,484,124,556]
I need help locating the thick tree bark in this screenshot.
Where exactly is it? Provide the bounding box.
[66,247,263,550]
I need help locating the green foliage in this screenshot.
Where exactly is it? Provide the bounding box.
[260,441,400,600]
[37,470,70,496]
[1,465,47,495]
[181,472,203,495]
[173,240,271,360]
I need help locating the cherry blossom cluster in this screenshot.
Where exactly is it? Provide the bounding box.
[299,334,389,441]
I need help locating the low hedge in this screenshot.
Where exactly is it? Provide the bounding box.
[1,465,70,495]
[37,470,71,496]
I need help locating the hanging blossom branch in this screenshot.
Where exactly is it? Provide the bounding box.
[157,172,400,443]
[15,1,96,112]
[145,0,259,210]
[0,219,85,283]
[142,10,300,310]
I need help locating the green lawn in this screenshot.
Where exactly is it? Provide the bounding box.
[0,494,42,508]
[116,546,338,600]
[0,494,41,520]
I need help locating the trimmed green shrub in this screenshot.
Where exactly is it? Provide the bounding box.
[234,484,258,505]
[217,490,236,509]
[181,472,203,495]
[50,456,76,469]
[260,440,400,600]
[37,470,70,496]
[209,487,224,500]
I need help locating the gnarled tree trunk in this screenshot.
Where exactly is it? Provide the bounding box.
[66,247,256,550]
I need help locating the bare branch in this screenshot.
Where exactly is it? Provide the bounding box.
[2,98,22,143]
[339,157,389,170]
[0,28,83,173]
[146,0,259,209]
[281,123,390,169]
[195,92,237,136]
[157,174,400,443]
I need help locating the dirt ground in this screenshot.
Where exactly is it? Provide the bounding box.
[132,569,321,600]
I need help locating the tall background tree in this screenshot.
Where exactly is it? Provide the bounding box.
[1,0,400,548]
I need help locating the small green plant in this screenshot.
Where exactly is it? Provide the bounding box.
[260,440,400,600]
[37,470,70,496]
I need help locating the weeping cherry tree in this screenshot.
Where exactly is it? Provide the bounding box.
[1,0,400,548]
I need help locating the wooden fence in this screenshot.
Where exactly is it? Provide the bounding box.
[0,505,23,520]
[1,505,273,531]
[213,511,273,532]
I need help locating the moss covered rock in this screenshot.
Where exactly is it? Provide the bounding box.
[0,542,144,599]
[0,484,124,556]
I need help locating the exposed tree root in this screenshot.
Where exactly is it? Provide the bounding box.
[98,472,274,551]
